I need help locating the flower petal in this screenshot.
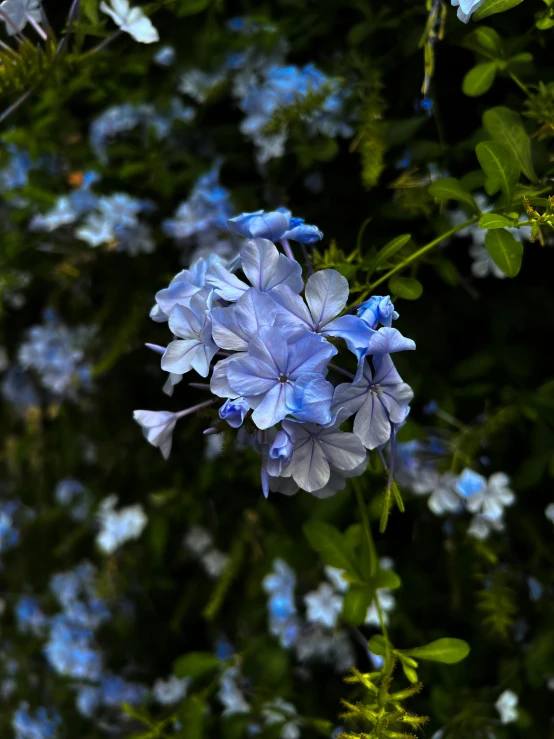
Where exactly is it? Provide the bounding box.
[205,262,248,302]
[305,269,349,327]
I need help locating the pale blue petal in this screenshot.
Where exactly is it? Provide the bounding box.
[205,263,248,302]
[248,327,289,375]
[191,343,218,377]
[211,355,242,398]
[227,356,277,397]
[286,374,333,425]
[323,315,372,358]
[286,333,337,378]
[240,238,280,290]
[366,327,416,356]
[353,394,392,449]
[305,269,349,327]
[319,428,367,471]
[161,339,201,375]
[155,280,199,315]
[272,285,313,335]
[168,304,199,339]
[252,384,288,429]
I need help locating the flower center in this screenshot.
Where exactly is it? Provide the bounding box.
[278,373,290,384]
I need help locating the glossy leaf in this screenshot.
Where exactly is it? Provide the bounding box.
[174,652,221,678]
[474,0,524,19]
[478,213,516,229]
[403,638,470,664]
[389,276,423,300]
[303,521,358,573]
[462,63,497,97]
[342,585,373,625]
[428,177,479,212]
[375,234,411,267]
[485,228,523,277]
[475,141,519,203]
[483,107,538,182]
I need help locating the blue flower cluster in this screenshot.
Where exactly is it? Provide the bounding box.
[16,310,93,400]
[0,500,20,558]
[396,441,515,539]
[135,209,415,498]
[237,63,353,165]
[12,703,61,739]
[262,557,395,673]
[96,495,148,554]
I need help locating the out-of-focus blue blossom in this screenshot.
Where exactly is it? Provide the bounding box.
[263,559,300,649]
[357,296,399,330]
[495,690,518,724]
[332,355,414,450]
[45,616,103,680]
[304,583,343,629]
[219,397,250,428]
[15,597,47,636]
[451,0,485,23]
[100,674,148,707]
[227,16,277,34]
[54,478,91,522]
[153,675,190,705]
[546,502,554,524]
[12,703,61,739]
[90,100,193,163]
[0,144,34,193]
[183,525,229,578]
[76,193,155,254]
[154,45,176,66]
[179,68,228,103]
[1,367,39,413]
[163,164,233,243]
[528,576,543,602]
[218,666,251,715]
[456,468,487,500]
[75,685,101,718]
[29,172,100,232]
[295,626,354,672]
[215,636,234,661]
[0,500,20,555]
[96,495,148,554]
[100,0,159,44]
[17,311,94,399]
[261,698,301,739]
[237,63,353,164]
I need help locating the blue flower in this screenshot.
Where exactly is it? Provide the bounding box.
[455,468,487,499]
[15,597,48,636]
[228,208,323,244]
[332,355,413,450]
[154,45,176,66]
[0,0,42,35]
[206,238,303,302]
[358,296,398,330]
[304,583,343,628]
[451,0,485,23]
[100,674,148,707]
[211,288,278,351]
[273,269,372,359]
[133,410,178,459]
[285,373,334,425]
[96,496,148,554]
[45,616,103,680]
[267,430,294,477]
[281,420,367,493]
[226,327,337,430]
[153,676,190,705]
[161,290,218,378]
[219,397,250,428]
[151,254,222,323]
[75,685,102,718]
[12,703,61,739]
[100,0,159,43]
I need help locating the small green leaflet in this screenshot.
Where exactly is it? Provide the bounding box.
[303,521,359,575]
[402,638,471,664]
[478,213,515,229]
[389,276,423,300]
[475,141,519,203]
[428,177,479,212]
[463,63,497,97]
[342,585,373,625]
[485,228,523,277]
[374,234,411,267]
[173,652,221,678]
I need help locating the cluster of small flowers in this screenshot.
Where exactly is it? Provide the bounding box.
[55,478,92,522]
[31,174,156,254]
[135,208,415,497]
[183,525,229,579]
[11,310,94,401]
[396,441,515,540]
[12,703,61,739]
[262,558,395,674]
[0,500,21,559]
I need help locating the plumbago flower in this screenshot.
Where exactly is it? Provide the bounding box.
[134,208,416,497]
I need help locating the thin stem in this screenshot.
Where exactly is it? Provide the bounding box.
[280,237,294,260]
[37,0,52,33]
[349,216,479,308]
[188,383,212,391]
[80,29,122,59]
[299,242,314,275]
[510,72,531,98]
[175,399,215,419]
[25,12,48,40]
[0,88,33,125]
[329,363,355,380]
[56,0,80,57]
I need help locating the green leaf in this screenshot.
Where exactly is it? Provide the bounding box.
[470,26,503,54]
[475,141,519,203]
[428,177,479,212]
[388,276,423,300]
[173,652,221,678]
[178,696,205,739]
[483,107,538,182]
[303,521,358,573]
[375,234,411,267]
[484,228,523,277]
[368,634,391,656]
[478,213,516,229]
[176,0,211,15]
[400,660,419,684]
[342,586,373,625]
[462,63,497,97]
[403,638,470,664]
[371,569,402,591]
[81,0,99,23]
[473,0,523,19]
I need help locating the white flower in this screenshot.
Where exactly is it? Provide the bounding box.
[0,0,41,35]
[495,689,518,724]
[202,549,229,579]
[428,473,462,516]
[133,410,177,460]
[545,502,554,524]
[466,472,515,520]
[304,583,343,629]
[100,0,159,43]
[153,676,190,705]
[96,495,147,554]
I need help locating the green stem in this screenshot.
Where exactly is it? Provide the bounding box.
[353,479,392,671]
[350,216,479,307]
[510,72,531,97]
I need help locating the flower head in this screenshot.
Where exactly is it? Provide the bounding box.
[100,0,159,43]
